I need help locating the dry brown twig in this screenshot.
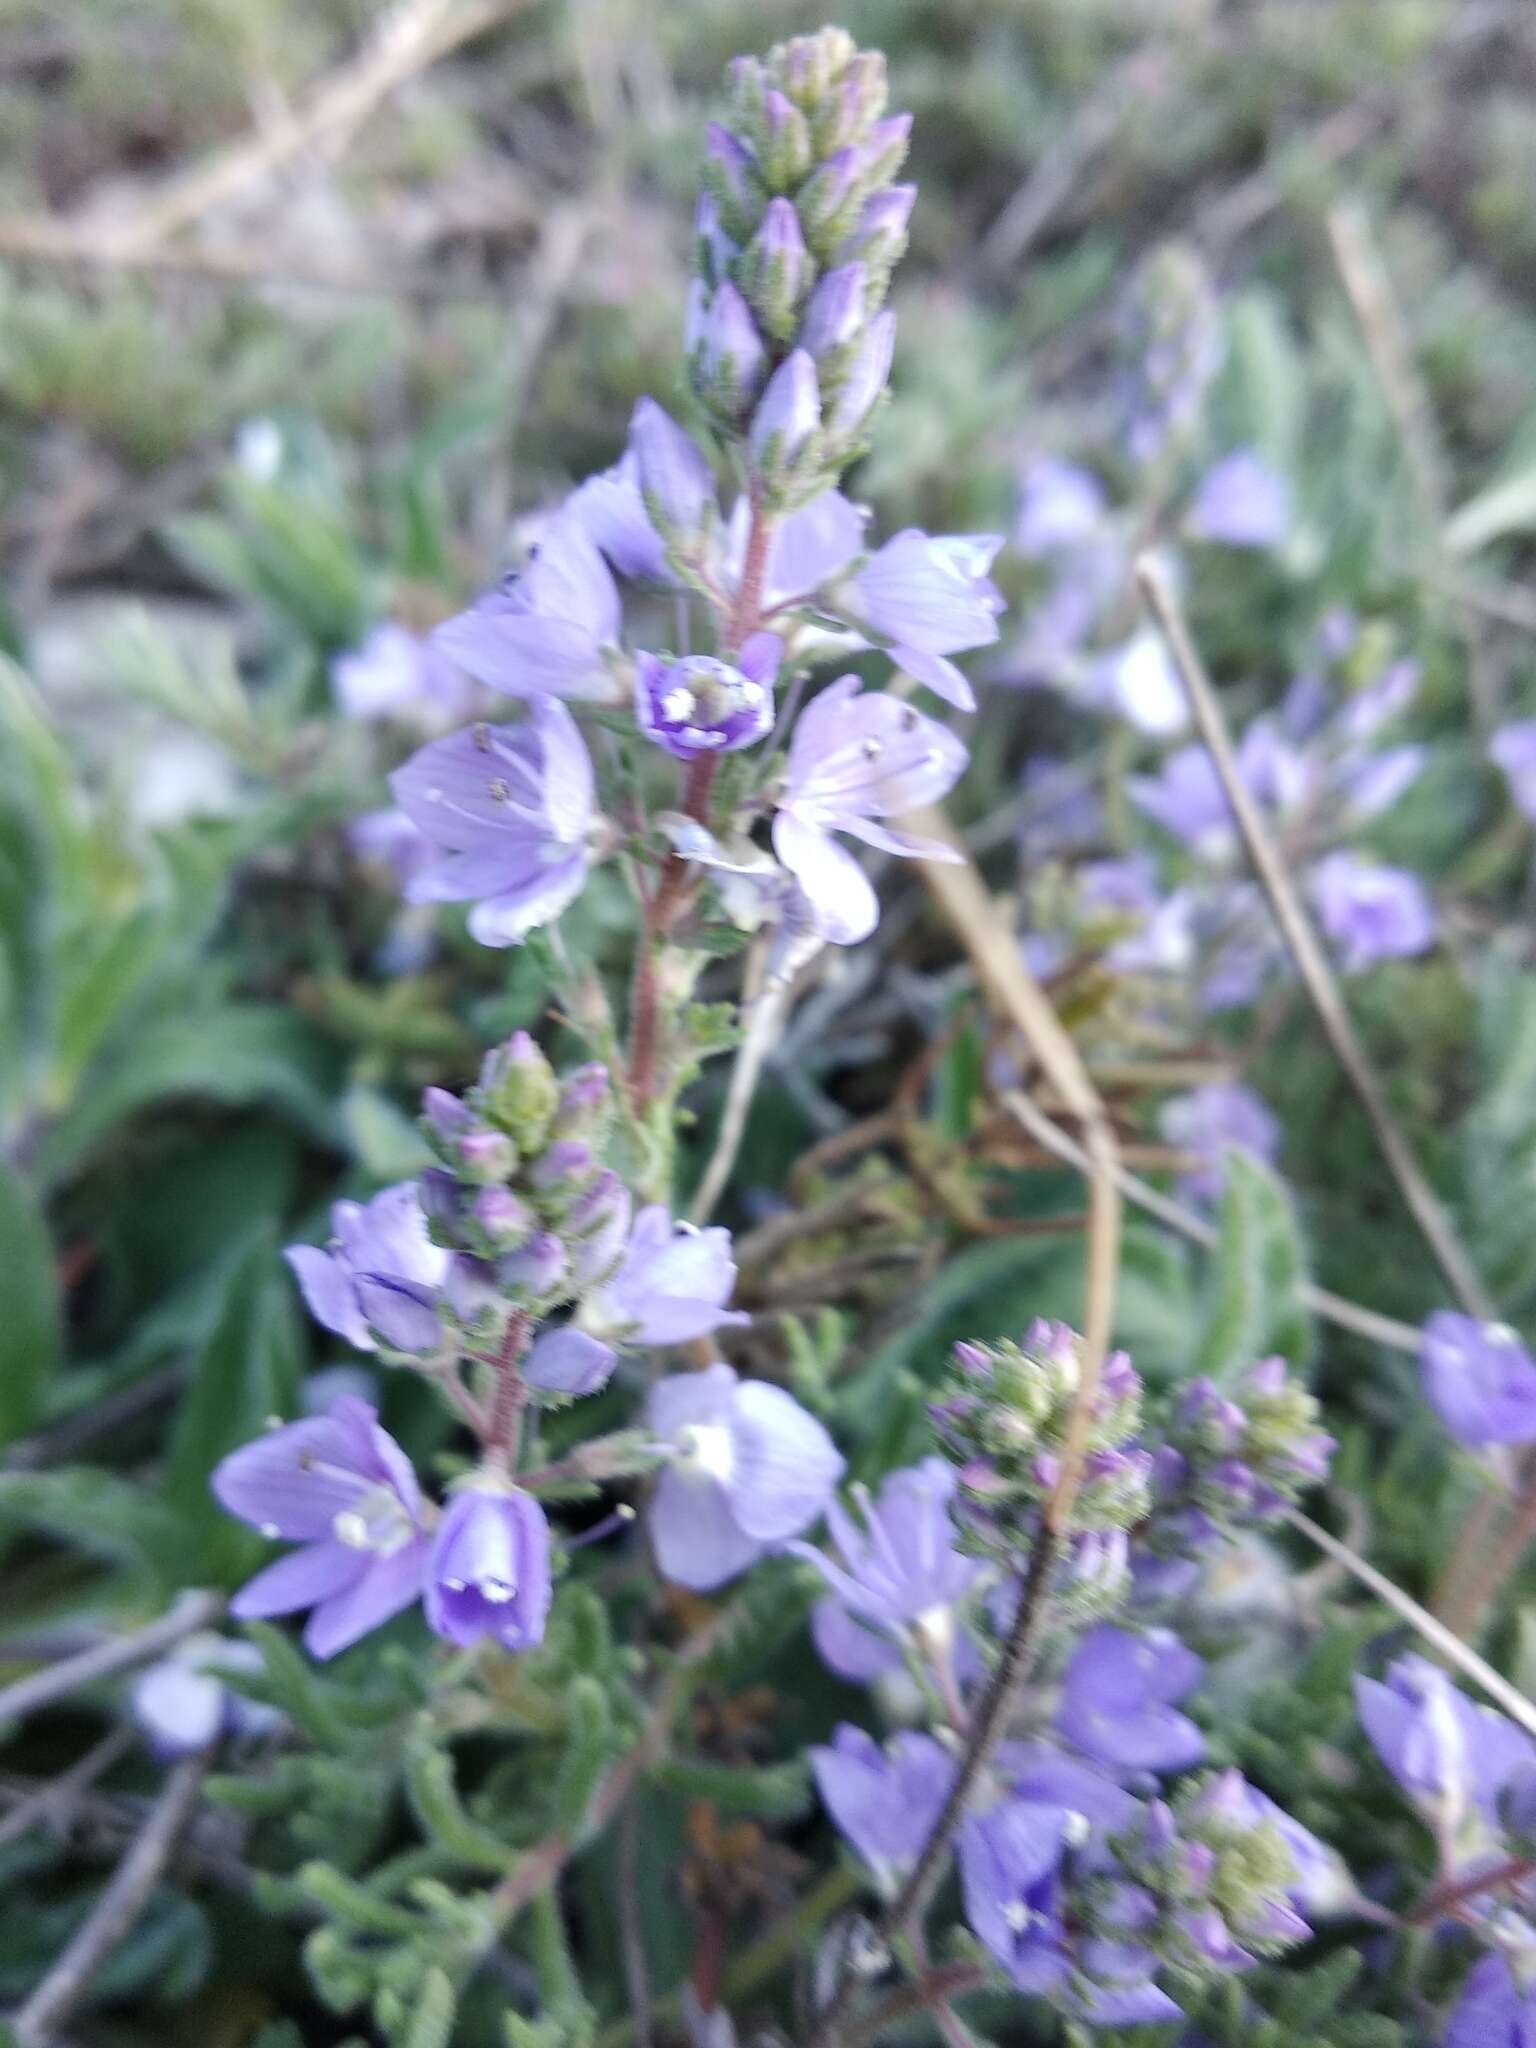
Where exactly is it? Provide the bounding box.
[41,0,529,265]
[1136,557,1496,1324]
[12,1749,213,2047]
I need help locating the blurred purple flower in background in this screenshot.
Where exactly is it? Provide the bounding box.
[1420,1312,1536,1447]
[1161,1081,1280,1207]
[331,622,475,724]
[212,1399,430,1659]
[1186,448,1291,550]
[1056,1625,1205,1777]
[132,1637,276,1758]
[1492,720,1536,823]
[1310,850,1435,972]
[1447,1954,1536,2048]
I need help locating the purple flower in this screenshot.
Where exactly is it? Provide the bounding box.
[522,1325,617,1398]
[1016,455,1108,558]
[211,1398,430,1659]
[809,1725,954,1893]
[633,636,779,759]
[1224,1779,1348,1917]
[728,488,866,609]
[1310,850,1435,971]
[1128,746,1233,856]
[629,397,717,552]
[834,529,1004,712]
[1356,1653,1536,1837]
[772,677,967,945]
[389,698,597,947]
[1160,1082,1281,1207]
[1421,1312,1536,1448]
[959,1798,1071,1995]
[796,1458,979,1643]
[331,623,474,723]
[425,1483,552,1650]
[348,806,435,891]
[584,1206,748,1347]
[1057,1625,1205,1777]
[645,1363,844,1590]
[1187,449,1291,549]
[131,1637,276,1758]
[432,514,621,702]
[1447,1954,1536,2048]
[569,446,671,584]
[285,1183,449,1356]
[1493,721,1536,824]
[809,1595,903,1684]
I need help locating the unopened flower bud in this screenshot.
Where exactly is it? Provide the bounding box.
[552,1062,610,1141]
[631,398,716,555]
[694,192,737,289]
[749,349,821,482]
[703,122,765,242]
[498,1229,568,1300]
[477,1031,558,1146]
[738,197,813,345]
[756,88,814,191]
[693,281,768,421]
[828,308,895,441]
[470,1186,534,1252]
[811,50,888,156]
[800,263,866,361]
[456,1127,518,1185]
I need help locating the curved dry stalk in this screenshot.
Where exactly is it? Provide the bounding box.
[1286,1507,1536,1739]
[13,1748,212,2046]
[1136,557,1495,1324]
[1001,1086,1421,1355]
[0,1590,223,1728]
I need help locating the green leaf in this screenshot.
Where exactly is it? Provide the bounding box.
[404,1740,513,1873]
[1192,1152,1313,1383]
[343,1083,433,1180]
[35,1003,342,1182]
[403,1967,457,2048]
[649,1754,811,1819]
[0,1161,60,1444]
[164,1231,300,1582]
[553,1676,613,1835]
[1444,461,1536,556]
[0,1468,187,1589]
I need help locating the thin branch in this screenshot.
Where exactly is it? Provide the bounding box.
[57,0,529,263]
[0,1725,137,1852]
[1136,557,1496,1323]
[0,1591,223,1728]
[616,1796,653,2048]
[840,1965,989,2048]
[12,1748,212,2047]
[1326,202,1446,536]
[1285,1507,1536,1740]
[1000,1086,1421,1355]
[689,945,794,1224]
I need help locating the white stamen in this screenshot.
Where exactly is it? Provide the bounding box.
[673,1421,736,1485]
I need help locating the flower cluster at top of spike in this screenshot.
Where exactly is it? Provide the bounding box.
[689,28,909,509]
[320,29,1002,982]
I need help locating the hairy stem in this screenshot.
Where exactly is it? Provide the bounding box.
[625,495,775,1120]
